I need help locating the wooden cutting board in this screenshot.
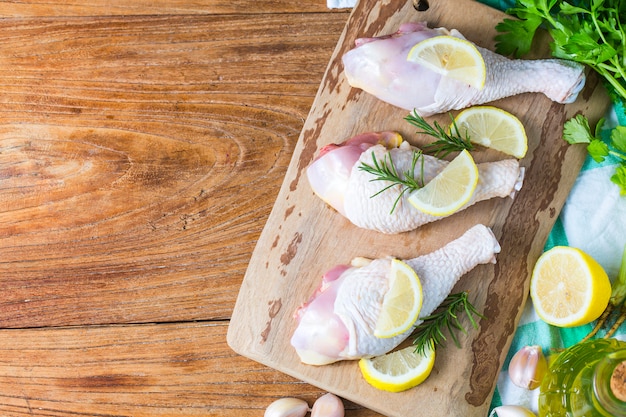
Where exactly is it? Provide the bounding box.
[227,0,609,415]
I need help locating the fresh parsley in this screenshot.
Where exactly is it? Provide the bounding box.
[563,114,626,194]
[494,0,626,101]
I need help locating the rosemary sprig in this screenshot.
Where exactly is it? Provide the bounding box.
[412,291,485,355]
[358,149,425,214]
[357,110,474,213]
[405,111,474,158]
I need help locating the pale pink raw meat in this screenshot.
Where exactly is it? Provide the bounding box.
[291,224,500,365]
[342,22,586,116]
[306,132,524,234]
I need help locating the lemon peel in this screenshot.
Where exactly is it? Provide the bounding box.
[530,246,611,328]
[454,106,528,158]
[359,344,435,392]
[374,259,423,339]
[407,35,486,89]
[407,149,478,216]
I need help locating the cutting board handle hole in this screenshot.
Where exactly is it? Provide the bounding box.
[413,0,429,11]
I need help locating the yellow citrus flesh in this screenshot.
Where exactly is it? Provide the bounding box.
[359,344,436,392]
[374,259,423,339]
[407,149,478,217]
[530,246,612,328]
[454,106,528,158]
[378,131,403,149]
[406,35,486,89]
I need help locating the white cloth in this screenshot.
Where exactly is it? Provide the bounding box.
[559,107,626,278]
[562,165,626,278]
[327,0,356,8]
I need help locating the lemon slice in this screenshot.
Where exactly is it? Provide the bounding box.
[407,35,486,89]
[530,246,611,328]
[407,149,478,216]
[374,259,423,339]
[359,344,435,392]
[454,106,528,158]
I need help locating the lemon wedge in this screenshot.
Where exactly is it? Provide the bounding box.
[407,35,486,89]
[407,149,478,217]
[530,246,611,328]
[359,344,435,392]
[374,259,423,339]
[454,106,528,158]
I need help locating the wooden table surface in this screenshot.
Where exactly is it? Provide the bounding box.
[0,1,389,416]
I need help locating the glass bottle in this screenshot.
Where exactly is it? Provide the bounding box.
[538,338,626,417]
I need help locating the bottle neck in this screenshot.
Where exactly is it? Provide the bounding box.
[594,352,626,415]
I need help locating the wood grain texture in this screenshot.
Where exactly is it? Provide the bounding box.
[0,13,348,328]
[0,322,383,416]
[0,0,610,416]
[0,6,377,414]
[228,0,610,416]
[0,1,339,16]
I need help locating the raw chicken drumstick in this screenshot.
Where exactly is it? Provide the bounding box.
[307,131,524,234]
[291,223,500,365]
[342,22,586,116]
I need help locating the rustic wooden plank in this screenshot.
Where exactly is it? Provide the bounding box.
[0,13,348,328]
[0,1,344,16]
[228,0,610,416]
[0,322,383,416]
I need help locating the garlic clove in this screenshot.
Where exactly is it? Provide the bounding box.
[508,345,548,390]
[264,397,309,417]
[489,405,537,417]
[310,393,345,417]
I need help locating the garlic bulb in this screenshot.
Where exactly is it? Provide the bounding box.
[264,397,309,417]
[489,405,537,417]
[310,393,344,417]
[508,345,548,390]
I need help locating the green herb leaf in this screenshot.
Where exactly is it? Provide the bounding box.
[494,16,543,57]
[611,164,626,195]
[404,111,473,158]
[611,126,626,154]
[358,150,425,214]
[559,3,591,15]
[594,117,606,138]
[495,0,626,101]
[411,291,484,355]
[563,114,594,144]
[564,114,626,194]
[587,139,609,162]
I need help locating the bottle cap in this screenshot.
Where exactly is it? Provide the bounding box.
[610,360,626,402]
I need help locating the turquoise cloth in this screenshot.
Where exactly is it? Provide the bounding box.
[324,0,626,413]
[476,1,626,415]
[480,0,516,10]
[490,92,626,413]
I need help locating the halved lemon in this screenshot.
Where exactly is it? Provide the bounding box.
[407,35,486,89]
[530,246,611,328]
[359,344,436,392]
[454,106,528,158]
[407,149,478,216]
[374,259,423,339]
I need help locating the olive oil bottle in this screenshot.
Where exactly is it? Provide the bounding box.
[538,338,626,417]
